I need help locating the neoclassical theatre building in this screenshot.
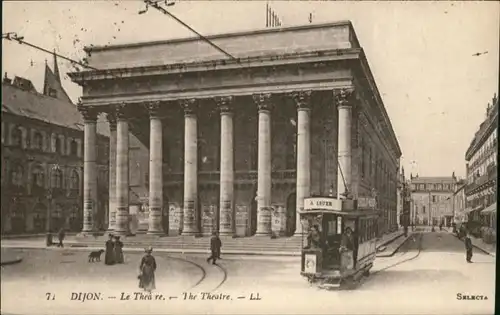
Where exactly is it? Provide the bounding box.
[69,21,401,238]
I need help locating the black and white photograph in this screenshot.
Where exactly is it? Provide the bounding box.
[1,1,497,314]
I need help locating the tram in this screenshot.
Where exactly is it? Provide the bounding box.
[299,196,379,289]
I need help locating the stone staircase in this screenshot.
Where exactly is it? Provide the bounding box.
[71,235,304,253]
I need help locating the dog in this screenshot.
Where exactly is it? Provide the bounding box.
[88,250,105,262]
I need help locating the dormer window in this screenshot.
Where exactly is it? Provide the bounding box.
[48,88,57,98]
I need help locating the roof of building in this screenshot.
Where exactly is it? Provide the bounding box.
[465,94,498,160]
[411,176,456,183]
[2,55,109,138]
[83,21,359,69]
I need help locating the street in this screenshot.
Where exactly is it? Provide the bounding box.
[1,231,494,315]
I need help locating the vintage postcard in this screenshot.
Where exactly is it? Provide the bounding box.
[1,1,497,314]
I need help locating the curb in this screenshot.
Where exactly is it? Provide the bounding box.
[0,258,23,266]
[376,232,404,250]
[451,233,496,257]
[376,234,413,258]
[1,244,301,256]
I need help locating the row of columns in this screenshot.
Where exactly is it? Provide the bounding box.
[78,89,355,236]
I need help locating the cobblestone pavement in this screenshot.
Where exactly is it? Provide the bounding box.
[1,232,494,315]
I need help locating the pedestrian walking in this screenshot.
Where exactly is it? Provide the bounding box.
[104,234,115,265]
[206,232,222,265]
[114,236,124,264]
[464,231,473,263]
[138,247,157,293]
[57,228,65,248]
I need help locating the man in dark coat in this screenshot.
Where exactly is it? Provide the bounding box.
[57,228,65,248]
[207,232,222,265]
[464,231,473,263]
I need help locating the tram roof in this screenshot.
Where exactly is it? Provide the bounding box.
[299,209,379,217]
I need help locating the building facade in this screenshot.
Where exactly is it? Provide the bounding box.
[69,22,402,237]
[397,167,410,227]
[0,57,109,234]
[464,94,497,242]
[452,182,466,225]
[410,175,458,226]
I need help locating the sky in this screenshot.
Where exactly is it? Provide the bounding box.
[2,1,499,178]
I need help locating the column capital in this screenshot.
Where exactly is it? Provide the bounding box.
[334,88,356,108]
[252,93,273,112]
[215,96,234,114]
[291,90,313,110]
[106,111,117,131]
[147,101,162,119]
[77,103,99,123]
[114,103,130,121]
[179,99,197,116]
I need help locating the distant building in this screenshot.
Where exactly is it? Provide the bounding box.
[451,182,466,224]
[0,55,110,234]
[464,94,497,240]
[410,175,458,226]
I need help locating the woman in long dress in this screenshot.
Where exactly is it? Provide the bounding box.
[114,236,124,264]
[139,247,157,292]
[104,234,115,265]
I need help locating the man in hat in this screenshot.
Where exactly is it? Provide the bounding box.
[207,232,222,265]
[464,231,473,263]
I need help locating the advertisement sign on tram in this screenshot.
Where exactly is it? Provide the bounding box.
[304,198,342,211]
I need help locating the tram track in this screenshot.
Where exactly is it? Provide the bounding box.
[165,255,228,292]
[372,232,423,275]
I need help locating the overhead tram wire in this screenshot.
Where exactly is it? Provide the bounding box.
[2,32,148,122]
[142,0,237,60]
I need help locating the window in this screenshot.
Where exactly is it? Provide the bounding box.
[10,164,24,186]
[423,206,426,214]
[51,169,63,188]
[70,170,79,190]
[11,127,22,147]
[31,167,45,188]
[55,137,62,154]
[360,141,365,178]
[33,132,43,150]
[432,195,436,203]
[70,140,78,156]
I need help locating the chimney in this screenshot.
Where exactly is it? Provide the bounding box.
[3,72,11,84]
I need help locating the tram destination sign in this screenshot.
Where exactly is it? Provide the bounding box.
[304,198,342,211]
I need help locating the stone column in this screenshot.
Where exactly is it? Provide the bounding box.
[107,111,117,231]
[253,94,273,236]
[148,101,164,235]
[217,96,234,236]
[78,105,98,234]
[335,88,355,200]
[292,91,312,235]
[181,99,198,236]
[114,104,130,236]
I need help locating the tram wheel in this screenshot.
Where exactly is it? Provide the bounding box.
[363,270,370,277]
[341,277,356,290]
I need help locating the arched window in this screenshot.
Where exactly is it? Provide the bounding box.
[51,168,63,188]
[10,164,24,186]
[70,139,78,156]
[33,132,43,150]
[31,166,45,188]
[70,170,80,190]
[11,127,22,147]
